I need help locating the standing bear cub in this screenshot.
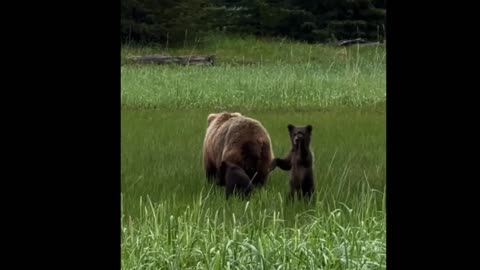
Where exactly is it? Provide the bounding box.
[272,124,315,200]
[203,112,275,198]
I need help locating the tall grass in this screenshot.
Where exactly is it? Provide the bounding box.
[121,35,386,269]
[122,190,385,269]
[121,34,386,66]
[121,35,385,110]
[121,108,385,269]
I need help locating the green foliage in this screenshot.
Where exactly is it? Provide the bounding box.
[121,0,385,45]
[121,0,210,46]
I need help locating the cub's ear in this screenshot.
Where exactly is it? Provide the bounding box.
[306,125,312,133]
[287,124,295,132]
[207,113,217,126]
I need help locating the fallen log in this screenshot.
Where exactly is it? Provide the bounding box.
[358,42,383,47]
[336,38,368,46]
[128,55,215,66]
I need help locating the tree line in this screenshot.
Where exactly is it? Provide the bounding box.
[121,0,385,46]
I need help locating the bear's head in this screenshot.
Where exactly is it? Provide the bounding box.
[287,124,312,149]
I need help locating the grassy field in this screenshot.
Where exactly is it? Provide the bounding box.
[121,35,386,269]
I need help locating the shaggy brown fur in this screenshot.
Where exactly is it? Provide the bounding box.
[203,112,274,192]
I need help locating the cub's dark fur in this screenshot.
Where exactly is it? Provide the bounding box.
[272,124,314,200]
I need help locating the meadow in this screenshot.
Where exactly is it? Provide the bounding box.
[121,35,386,269]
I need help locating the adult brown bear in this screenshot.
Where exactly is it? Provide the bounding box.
[203,112,274,195]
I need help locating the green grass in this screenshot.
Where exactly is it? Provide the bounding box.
[122,35,386,269]
[122,34,385,66]
[122,35,385,111]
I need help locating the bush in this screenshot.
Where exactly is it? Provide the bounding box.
[121,0,386,45]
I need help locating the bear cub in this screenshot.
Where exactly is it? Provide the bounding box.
[272,124,315,200]
[220,161,254,199]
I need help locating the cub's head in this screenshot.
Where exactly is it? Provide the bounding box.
[207,112,242,127]
[287,124,312,148]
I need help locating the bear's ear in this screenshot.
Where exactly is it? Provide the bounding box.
[207,113,217,126]
[288,124,295,132]
[306,125,312,133]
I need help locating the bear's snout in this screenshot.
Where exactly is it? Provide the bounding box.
[294,134,304,145]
